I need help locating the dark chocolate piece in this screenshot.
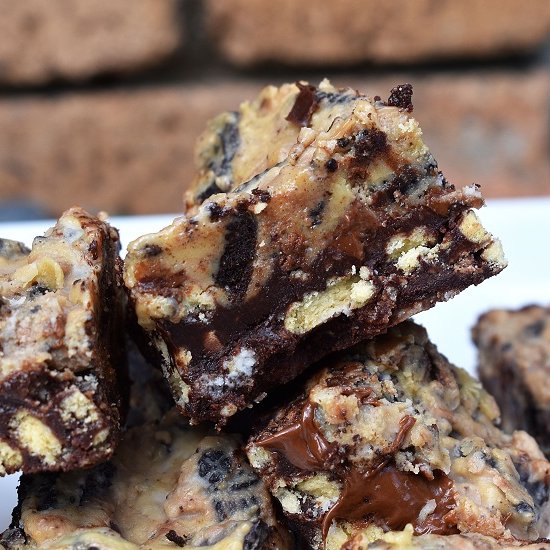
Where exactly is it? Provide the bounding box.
[387,83,414,111]
[285,82,320,127]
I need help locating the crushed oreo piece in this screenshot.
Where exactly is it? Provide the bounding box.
[243,519,270,550]
[198,449,232,485]
[166,529,189,547]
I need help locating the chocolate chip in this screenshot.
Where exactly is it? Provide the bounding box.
[166,529,189,547]
[285,82,320,127]
[251,188,271,203]
[207,202,224,222]
[387,83,413,112]
[353,128,388,164]
[325,158,338,172]
[336,137,351,149]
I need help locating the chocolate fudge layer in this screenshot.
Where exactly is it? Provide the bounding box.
[0,208,125,475]
[247,322,550,550]
[474,305,550,456]
[125,80,506,425]
[1,409,292,550]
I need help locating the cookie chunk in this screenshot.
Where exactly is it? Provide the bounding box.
[246,321,550,550]
[124,80,506,425]
[0,208,125,475]
[1,409,291,550]
[474,305,550,456]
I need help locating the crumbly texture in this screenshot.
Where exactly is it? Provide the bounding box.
[246,321,550,550]
[1,408,292,550]
[0,208,125,475]
[124,80,506,426]
[341,525,550,549]
[474,305,550,457]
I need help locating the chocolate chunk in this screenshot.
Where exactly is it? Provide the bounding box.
[353,128,388,163]
[165,529,188,547]
[387,83,414,111]
[325,158,338,172]
[285,82,319,127]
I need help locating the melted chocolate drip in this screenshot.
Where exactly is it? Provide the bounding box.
[256,402,337,471]
[321,462,456,538]
[285,83,320,127]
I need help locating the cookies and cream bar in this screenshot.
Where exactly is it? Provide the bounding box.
[0,208,125,475]
[247,321,550,550]
[125,80,506,425]
[474,305,550,456]
[1,409,292,550]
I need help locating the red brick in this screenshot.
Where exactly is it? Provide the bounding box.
[0,0,182,85]
[0,72,547,216]
[207,0,550,66]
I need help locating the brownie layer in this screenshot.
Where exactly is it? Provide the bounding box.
[125,80,506,426]
[247,322,550,550]
[0,208,125,474]
[474,305,550,456]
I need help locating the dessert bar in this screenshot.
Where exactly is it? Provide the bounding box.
[247,322,550,549]
[0,208,125,475]
[125,80,506,425]
[474,305,550,456]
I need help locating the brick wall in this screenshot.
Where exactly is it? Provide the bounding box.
[0,0,549,218]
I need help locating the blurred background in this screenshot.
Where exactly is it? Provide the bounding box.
[0,0,548,220]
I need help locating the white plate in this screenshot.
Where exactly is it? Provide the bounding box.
[1,197,549,528]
